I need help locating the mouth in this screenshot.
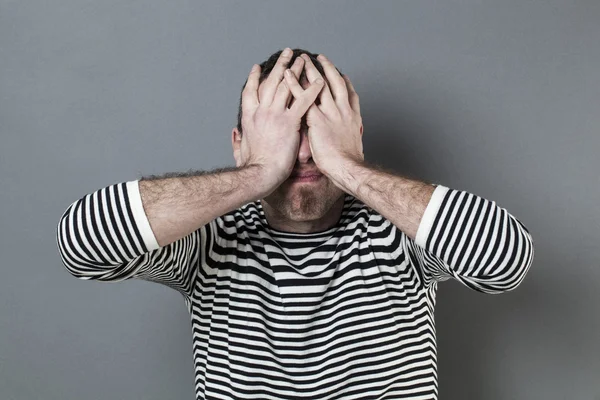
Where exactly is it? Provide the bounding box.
[289,173,323,183]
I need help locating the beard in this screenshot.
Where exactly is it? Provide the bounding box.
[262,176,345,222]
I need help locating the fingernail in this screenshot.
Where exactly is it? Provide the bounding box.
[283,48,292,56]
[317,54,326,61]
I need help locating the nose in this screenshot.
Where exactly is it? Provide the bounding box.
[297,117,312,164]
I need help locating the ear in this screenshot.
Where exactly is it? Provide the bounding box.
[232,127,243,167]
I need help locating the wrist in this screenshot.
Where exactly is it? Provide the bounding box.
[242,163,283,198]
[324,157,367,196]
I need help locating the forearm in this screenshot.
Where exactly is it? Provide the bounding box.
[326,159,436,241]
[139,165,270,247]
[327,159,534,292]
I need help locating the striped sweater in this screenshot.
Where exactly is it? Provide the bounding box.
[56,180,534,399]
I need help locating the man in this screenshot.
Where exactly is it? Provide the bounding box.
[56,47,534,400]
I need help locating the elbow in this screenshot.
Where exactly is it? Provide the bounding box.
[476,233,535,294]
[56,210,108,281]
[56,232,94,281]
[485,259,533,294]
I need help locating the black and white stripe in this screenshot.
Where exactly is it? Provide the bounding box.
[56,180,534,399]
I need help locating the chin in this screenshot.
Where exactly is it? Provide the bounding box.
[265,181,345,222]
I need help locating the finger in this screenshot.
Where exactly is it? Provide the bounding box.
[261,47,294,107]
[241,64,261,113]
[317,54,349,105]
[343,74,360,114]
[289,55,305,79]
[305,101,322,126]
[285,57,305,108]
[288,77,325,118]
[272,57,303,110]
[300,54,336,112]
[272,79,291,111]
[283,68,305,99]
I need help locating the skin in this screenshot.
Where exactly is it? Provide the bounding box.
[255,70,349,233]
[231,52,362,233]
[232,49,434,239]
[138,48,435,248]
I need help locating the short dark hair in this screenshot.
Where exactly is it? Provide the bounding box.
[236,48,343,134]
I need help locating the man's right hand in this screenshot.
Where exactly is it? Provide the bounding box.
[237,47,325,194]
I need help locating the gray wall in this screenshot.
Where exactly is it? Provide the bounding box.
[2,1,598,399]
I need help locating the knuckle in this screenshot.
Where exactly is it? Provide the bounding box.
[242,84,254,95]
[241,116,253,128]
[334,76,346,86]
[263,109,277,120]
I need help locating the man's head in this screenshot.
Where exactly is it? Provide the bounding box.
[235,49,343,135]
[231,48,347,227]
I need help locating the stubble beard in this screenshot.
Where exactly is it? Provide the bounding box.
[263,178,344,222]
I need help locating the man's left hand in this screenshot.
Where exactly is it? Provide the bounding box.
[283,53,364,177]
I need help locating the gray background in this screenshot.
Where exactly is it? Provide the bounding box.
[1,1,598,399]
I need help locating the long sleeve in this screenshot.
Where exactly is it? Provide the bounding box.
[402,184,534,294]
[56,180,203,299]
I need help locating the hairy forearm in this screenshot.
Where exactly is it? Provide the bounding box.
[139,165,269,247]
[327,160,436,241]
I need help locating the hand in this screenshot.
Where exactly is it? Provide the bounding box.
[283,53,364,177]
[236,48,326,193]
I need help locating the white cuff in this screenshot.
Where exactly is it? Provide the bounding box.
[126,180,160,251]
[415,184,450,248]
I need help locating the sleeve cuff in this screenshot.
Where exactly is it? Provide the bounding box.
[126,180,161,251]
[415,184,450,248]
